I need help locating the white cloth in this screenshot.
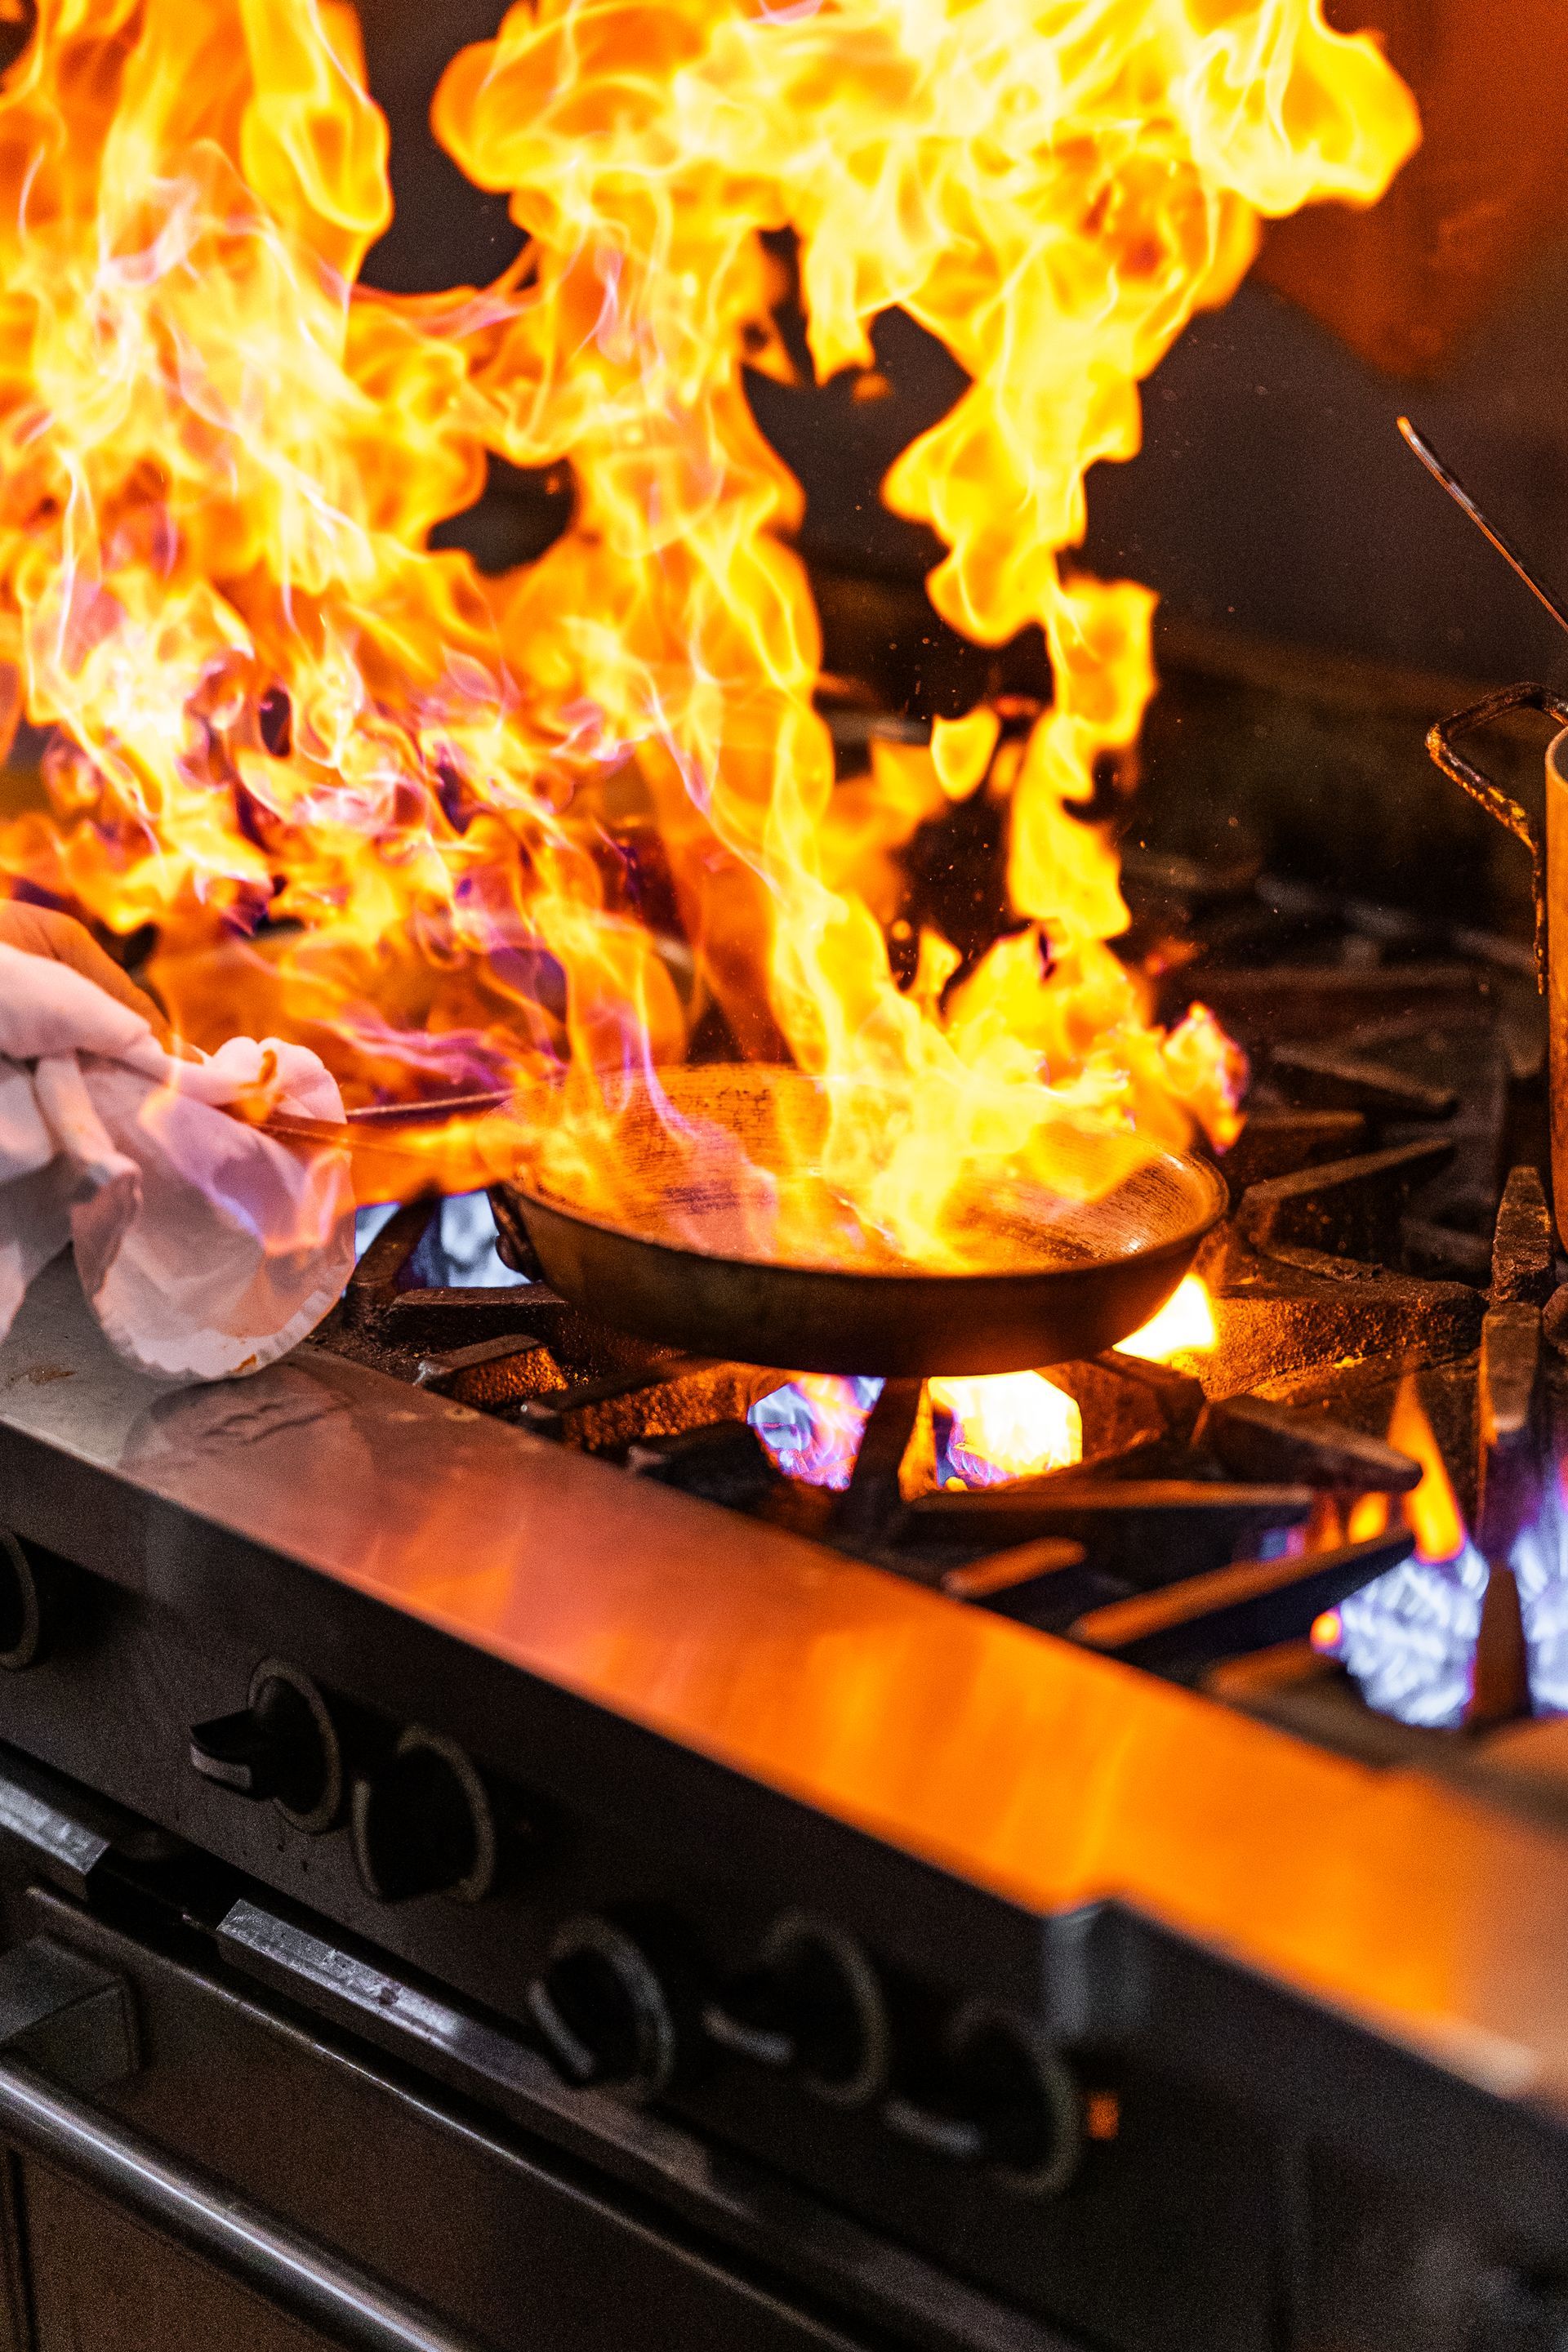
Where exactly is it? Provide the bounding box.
[0,942,356,1380]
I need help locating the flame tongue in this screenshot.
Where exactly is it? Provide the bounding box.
[930,1372,1082,1487]
[0,0,1416,1254]
[751,1366,1087,1490]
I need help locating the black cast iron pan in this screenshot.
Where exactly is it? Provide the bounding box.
[500,1065,1226,1378]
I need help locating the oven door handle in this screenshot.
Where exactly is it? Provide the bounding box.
[0,1940,485,2352]
[1426,680,1568,991]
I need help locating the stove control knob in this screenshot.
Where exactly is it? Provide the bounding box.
[350,1726,497,1903]
[0,1530,82,1671]
[526,1916,679,2100]
[189,1659,345,1834]
[882,2006,1081,2198]
[702,1913,889,2107]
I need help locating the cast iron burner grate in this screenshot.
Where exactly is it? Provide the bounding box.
[311,844,1568,1789]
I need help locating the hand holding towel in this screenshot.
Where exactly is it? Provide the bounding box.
[0,917,355,1380]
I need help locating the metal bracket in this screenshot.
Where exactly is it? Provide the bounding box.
[0,1744,178,1897]
[1427,681,1568,992]
[0,1928,475,2351]
[0,1937,138,2093]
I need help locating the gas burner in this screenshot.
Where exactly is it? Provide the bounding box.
[8,849,1568,2352]
[7,709,1568,2352]
[311,847,1566,1763]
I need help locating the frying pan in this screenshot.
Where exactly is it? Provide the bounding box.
[498,1065,1227,1378]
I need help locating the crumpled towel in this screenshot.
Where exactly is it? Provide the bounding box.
[0,942,356,1380]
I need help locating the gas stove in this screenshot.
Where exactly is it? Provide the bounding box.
[2,808,1568,2352]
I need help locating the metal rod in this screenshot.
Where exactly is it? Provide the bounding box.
[1398,415,1568,640]
[0,2057,485,2352]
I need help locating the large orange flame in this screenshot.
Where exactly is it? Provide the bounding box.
[0,0,1416,1264]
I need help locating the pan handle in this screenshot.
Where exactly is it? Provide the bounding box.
[1426,682,1568,991]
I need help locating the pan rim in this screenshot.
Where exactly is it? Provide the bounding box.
[512,1167,1228,1292]
[508,1058,1230,1290]
[509,1165,1227,1374]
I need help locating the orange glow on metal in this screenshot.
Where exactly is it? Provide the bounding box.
[23,1252,1568,2117]
[0,0,1414,1257]
[1085,2090,1121,2142]
[929,1371,1083,1486]
[1115,1274,1217,1363]
[86,1302,1568,2114]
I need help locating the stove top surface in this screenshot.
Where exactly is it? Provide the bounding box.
[7,1241,1568,2140]
[7,810,1568,2228]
